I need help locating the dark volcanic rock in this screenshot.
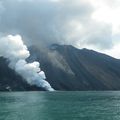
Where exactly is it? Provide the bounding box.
[28,44,120,90]
[1,44,120,91]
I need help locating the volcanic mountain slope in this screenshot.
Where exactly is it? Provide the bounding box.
[0,57,44,91]
[28,44,120,90]
[1,44,120,91]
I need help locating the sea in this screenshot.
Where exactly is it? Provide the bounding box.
[0,91,120,120]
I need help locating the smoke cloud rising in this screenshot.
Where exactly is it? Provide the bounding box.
[0,0,120,58]
[0,34,54,91]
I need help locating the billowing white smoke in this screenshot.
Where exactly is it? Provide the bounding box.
[0,34,54,91]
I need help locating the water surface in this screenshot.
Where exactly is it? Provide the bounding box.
[0,91,120,120]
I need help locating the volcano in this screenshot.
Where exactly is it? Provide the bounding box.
[1,44,120,91]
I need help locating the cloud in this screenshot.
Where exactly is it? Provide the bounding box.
[91,0,120,35]
[0,34,54,91]
[0,0,120,58]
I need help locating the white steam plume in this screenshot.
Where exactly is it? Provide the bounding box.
[0,34,54,91]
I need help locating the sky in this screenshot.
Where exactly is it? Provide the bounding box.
[0,0,120,58]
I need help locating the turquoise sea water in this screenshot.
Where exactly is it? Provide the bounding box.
[0,91,120,120]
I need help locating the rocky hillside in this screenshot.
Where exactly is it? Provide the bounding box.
[28,44,120,90]
[1,44,120,91]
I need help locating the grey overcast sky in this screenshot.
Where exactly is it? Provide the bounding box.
[0,0,120,58]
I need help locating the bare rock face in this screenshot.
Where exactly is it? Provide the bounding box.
[1,44,120,91]
[28,44,120,90]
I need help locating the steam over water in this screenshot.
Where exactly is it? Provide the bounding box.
[0,91,120,120]
[0,35,54,91]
